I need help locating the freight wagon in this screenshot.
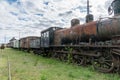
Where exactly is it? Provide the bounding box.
[19,36,40,52]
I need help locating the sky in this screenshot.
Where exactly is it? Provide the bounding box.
[0,0,113,43]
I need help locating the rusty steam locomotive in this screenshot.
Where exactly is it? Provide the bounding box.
[10,0,120,73]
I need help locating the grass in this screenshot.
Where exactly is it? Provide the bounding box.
[0,48,120,80]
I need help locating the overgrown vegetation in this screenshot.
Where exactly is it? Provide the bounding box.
[65,47,73,64]
[0,48,120,80]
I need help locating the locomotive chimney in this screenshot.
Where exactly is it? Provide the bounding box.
[71,18,80,27]
[86,14,94,23]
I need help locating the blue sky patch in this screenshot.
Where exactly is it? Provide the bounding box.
[17,1,21,5]
[35,14,44,16]
[43,1,49,5]
[18,17,29,21]
[6,0,17,4]
[10,12,18,16]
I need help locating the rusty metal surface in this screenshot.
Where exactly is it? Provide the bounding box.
[54,16,120,46]
[54,21,97,45]
[54,28,68,45]
[20,36,40,49]
[82,21,97,37]
[97,17,120,40]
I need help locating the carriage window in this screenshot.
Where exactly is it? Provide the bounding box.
[46,32,49,37]
[41,34,43,37]
[46,32,47,37]
[53,28,55,31]
[44,33,46,37]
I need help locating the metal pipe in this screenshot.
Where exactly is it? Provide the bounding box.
[87,0,90,15]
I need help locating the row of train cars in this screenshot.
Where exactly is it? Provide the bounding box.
[9,36,40,52]
[8,0,120,73]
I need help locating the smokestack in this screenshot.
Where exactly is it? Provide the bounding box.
[86,14,94,23]
[86,0,94,23]
[71,19,80,27]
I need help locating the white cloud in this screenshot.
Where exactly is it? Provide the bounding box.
[0,0,113,43]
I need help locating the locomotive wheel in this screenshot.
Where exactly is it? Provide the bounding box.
[92,51,115,73]
[73,55,85,66]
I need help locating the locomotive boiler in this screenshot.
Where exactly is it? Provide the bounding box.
[54,17,120,45]
[54,20,97,45]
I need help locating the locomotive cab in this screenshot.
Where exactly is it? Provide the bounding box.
[41,27,62,47]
